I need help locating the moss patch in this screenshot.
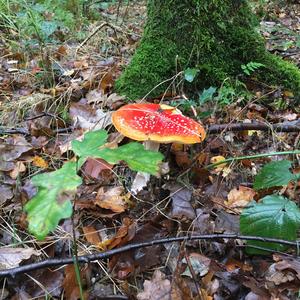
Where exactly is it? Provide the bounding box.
[115,0,300,100]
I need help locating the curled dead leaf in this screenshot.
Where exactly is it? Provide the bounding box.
[0,247,41,270]
[82,226,101,246]
[95,186,131,213]
[225,186,256,212]
[210,155,231,177]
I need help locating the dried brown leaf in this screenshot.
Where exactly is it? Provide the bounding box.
[169,185,196,220]
[69,102,112,131]
[0,184,14,204]
[82,226,101,246]
[95,186,130,213]
[83,157,113,180]
[63,265,89,300]
[9,161,26,179]
[0,247,41,269]
[137,270,171,300]
[225,186,256,212]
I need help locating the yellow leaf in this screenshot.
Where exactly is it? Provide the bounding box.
[32,156,48,169]
[210,155,231,176]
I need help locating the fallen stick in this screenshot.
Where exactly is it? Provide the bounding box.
[0,234,298,278]
[1,121,299,136]
[207,120,300,134]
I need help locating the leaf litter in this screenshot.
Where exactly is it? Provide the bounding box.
[0,1,300,299]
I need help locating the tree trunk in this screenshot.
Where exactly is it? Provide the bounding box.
[115,0,300,100]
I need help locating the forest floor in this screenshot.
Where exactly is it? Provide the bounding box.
[0,1,300,299]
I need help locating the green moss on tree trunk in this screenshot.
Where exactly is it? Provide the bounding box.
[115,0,300,100]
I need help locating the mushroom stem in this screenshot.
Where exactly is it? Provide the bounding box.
[143,140,160,152]
[131,140,160,194]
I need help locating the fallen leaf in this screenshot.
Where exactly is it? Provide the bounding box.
[86,89,105,104]
[137,270,171,300]
[74,60,88,69]
[102,217,136,251]
[9,161,26,179]
[215,211,240,233]
[25,269,64,298]
[0,160,15,172]
[83,157,113,180]
[0,184,14,204]
[95,186,131,213]
[0,135,32,161]
[0,247,41,269]
[225,186,256,212]
[225,258,252,272]
[273,255,300,280]
[69,102,112,131]
[182,253,211,277]
[265,263,295,286]
[100,71,114,94]
[210,155,231,176]
[169,185,196,220]
[82,226,101,246]
[106,93,125,109]
[32,156,49,168]
[171,143,191,168]
[131,172,150,194]
[109,218,166,278]
[63,265,89,300]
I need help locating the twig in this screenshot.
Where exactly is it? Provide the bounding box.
[207,120,300,134]
[1,120,299,136]
[0,128,29,135]
[24,112,57,121]
[75,22,124,55]
[0,234,298,278]
[0,126,73,136]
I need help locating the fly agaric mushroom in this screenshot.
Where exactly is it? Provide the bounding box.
[111,103,206,144]
[112,103,206,194]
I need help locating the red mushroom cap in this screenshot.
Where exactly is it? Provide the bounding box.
[112,103,206,144]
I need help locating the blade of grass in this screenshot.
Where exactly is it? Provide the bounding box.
[205,150,300,169]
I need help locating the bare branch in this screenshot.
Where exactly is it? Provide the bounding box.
[0,234,298,278]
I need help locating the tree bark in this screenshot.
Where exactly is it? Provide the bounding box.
[115,0,300,100]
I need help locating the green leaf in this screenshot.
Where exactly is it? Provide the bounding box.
[99,143,164,175]
[254,160,297,190]
[72,130,164,175]
[184,68,199,82]
[25,162,82,240]
[199,86,217,104]
[240,195,300,254]
[71,130,108,167]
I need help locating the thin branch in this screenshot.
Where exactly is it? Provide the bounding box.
[207,120,300,134]
[0,234,298,278]
[0,127,29,135]
[1,121,299,136]
[75,22,125,55]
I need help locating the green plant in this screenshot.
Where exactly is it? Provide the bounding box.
[240,195,300,254]
[198,86,217,104]
[241,61,265,76]
[240,159,300,254]
[170,98,197,113]
[0,0,87,44]
[184,68,199,83]
[25,129,164,240]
